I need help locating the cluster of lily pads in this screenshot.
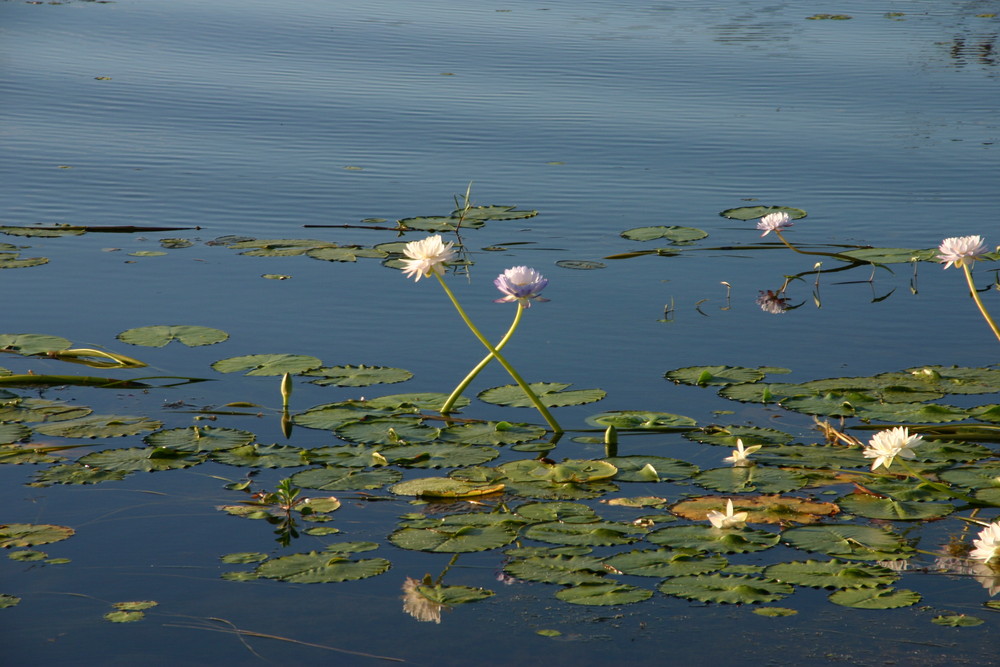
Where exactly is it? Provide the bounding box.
[1,199,999,629]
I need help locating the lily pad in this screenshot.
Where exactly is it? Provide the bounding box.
[255,551,391,583]
[212,354,322,376]
[666,366,767,387]
[117,325,229,347]
[478,382,606,408]
[932,614,984,627]
[647,525,780,554]
[672,496,839,525]
[34,415,162,439]
[604,456,698,482]
[77,447,202,472]
[828,587,920,609]
[836,493,954,521]
[0,523,75,548]
[693,467,807,494]
[389,524,517,553]
[586,411,697,429]
[503,555,609,585]
[305,365,412,387]
[498,459,618,484]
[293,402,405,431]
[32,464,129,485]
[604,549,728,577]
[522,521,644,547]
[211,444,309,468]
[782,524,913,560]
[764,559,898,589]
[620,226,708,243]
[388,477,504,498]
[719,206,807,221]
[556,582,653,606]
[0,399,91,423]
[0,333,72,355]
[335,418,440,446]
[515,501,599,523]
[379,444,499,469]
[438,422,547,446]
[144,426,255,452]
[292,467,402,491]
[658,574,793,604]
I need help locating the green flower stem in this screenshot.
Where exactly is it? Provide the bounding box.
[896,459,978,504]
[960,263,1000,343]
[440,303,523,415]
[434,274,563,434]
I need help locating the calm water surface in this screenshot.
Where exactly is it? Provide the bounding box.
[1,0,998,664]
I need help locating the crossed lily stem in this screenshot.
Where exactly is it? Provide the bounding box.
[957,262,1000,344]
[433,274,563,434]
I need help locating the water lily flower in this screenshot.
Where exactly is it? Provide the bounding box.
[862,426,924,471]
[937,235,987,270]
[756,211,793,237]
[493,266,549,307]
[400,234,456,281]
[402,577,444,623]
[722,438,761,466]
[706,498,748,529]
[971,521,1000,566]
[756,290,789,314]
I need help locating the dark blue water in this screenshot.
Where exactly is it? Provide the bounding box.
[2,0,998,664]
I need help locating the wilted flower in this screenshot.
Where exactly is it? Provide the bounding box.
[756,211,793,237]
[402,577,444,623]
[862,426,924,471]
[706,498,748,529]
[722,438,761,466]
[493,266,549,307]
[756,290,789,314]
[937,235,987,270]
[400,235,456,281]
[971,521,1000,566]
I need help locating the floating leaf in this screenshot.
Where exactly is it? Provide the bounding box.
[0,523,75,548]
[212,354,322,376]
[104,611,145,623]
[379,444,499,469]
[335,418,440,445]
[0,254,48,269]
[389,477,504,498]
[293,402,403,431]
[292,467,402,491]
[515,501,599,523]
[666,366,766,386]
[604,549,727,577]
[932,614,984,627]
[306,445,385,468]
[452,205,538,221]
[554,260,606,270]
[522,521,643,547]
[364,393,468,411]
[620,226,708,244]
[719,206,807,221]
[503,555,609,585]
[647,525,780,554]
[693,467,807,494]
[828,587,920,609]
[782,525,912,560]
[605,456,698,482]
[685,426,792,447]
[78,446,201,473]
[658,574,793,604]
[556,582,652,606]
[220,552,268,564]
[113,600,158,611]
[389,524,517,553]
[586,411,697,430]
[753,607,798,617]
[672,496,839,525]
[32,464,128,485]
[211,444,309,468]
[0,399,89,423]
[438,422,547,445]
[0,423,31,444]
[0,594,21,608]
[34,415,162,439]
[117,325,229,347]
[0,333,72,355]
[255,551,391,583]
[305,365,412,387]
[764,559,897,589]
[144,426,255,452]
[478,382,605,408]
[499,459,618,484]
[836,494,954,521]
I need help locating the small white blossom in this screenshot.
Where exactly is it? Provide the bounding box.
[400,235,456,281]
[971,521,1000,566]
[937,235,987,270]
[862,426,924,471]
[756,211,793,237]
[722,438,761,466]
[706,498,748,529]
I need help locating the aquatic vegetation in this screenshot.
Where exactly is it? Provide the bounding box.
[938,235,1000,343]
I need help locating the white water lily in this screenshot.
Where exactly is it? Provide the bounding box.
[722,438,761,466]
[706,498,748,529]
[756,211,793,237]
[862,426,924,471]
[400,234,456,281]
[402,577,444,623]
[937,235,987,270]
[971,521,1000,566]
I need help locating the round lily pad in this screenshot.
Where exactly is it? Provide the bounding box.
[586,411,697,429]
[0,523,75,548]
[305,365,412,387]
[764,559,898,589]
[620,226,708,243]
[503,555,609,585]
[255,551,391,583]
[693,467,807,494]
[719,206,807,221]
[522,521,643,547]
[291,467,402,491]
[604,549,728,577]
[117,325,229,347]
[555,582,652,606]
[658,574,793,604]
[389,524,517,553]
[144,426,255,452]
[666,366,767,387]
[647,525,780,554]
[212,354,322,376]
[828,587,920,609]
[478,382,606,408]
[782,524,912,560]
[836,494,954,521]
[605,456,697,482]
[389,477,505,498]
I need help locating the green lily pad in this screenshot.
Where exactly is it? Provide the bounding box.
[853,402,969,424]
[764,559,898,589]
[685,426,792,447]
[752,444,867,469]
[719,205,807,221]
[604,549,728,577]
[305,365,412,387]
[0,594,21,608]
[503,480,619,500]
[522,521,643,547]
[77,447,202,473]
[932,614,984,627]
[34,415,162,439]
[438,422,547,445]
[32,464,129,485]
[604,456,698,482]
[0,523,75,548]
[503,555,609,585]
[389,524,517,553]
[498,459,618,484]
[379,444,499,469]
[305,445,385,468]
[117,325,229,347]
[515,501,599,523]
[0,398,91,423]
[212,354,322,377]
[782,524,913,560]
[0,254,48,269]
[0,444,61,465]
[452,205,538,221]
[104,610,146,623]
[828,587,920,609]
[255,551,391,583]
[620,226,708,244]
[211,444,309,468]
[388,477,504,498]
[144,426,255,452]
[0,423,31,444]
[586,411,697,429]
[658,574,793,604]
[666,366,767,387]
[0,333,72,355]
[290,467,402,493]
[753,607,798,617]
[220,552,269,564]
[113,600,158,611]
[227,238,334,256]
[478,382,606,408]
[335,418,440,445]
[364,393,468,411]
[693,467,807,494]
[293,402,404,431]
[647,525,780,554]
[672,495,839,525]
[306,246,388,262]
[836,494,954,521]
[556,582,653,606]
